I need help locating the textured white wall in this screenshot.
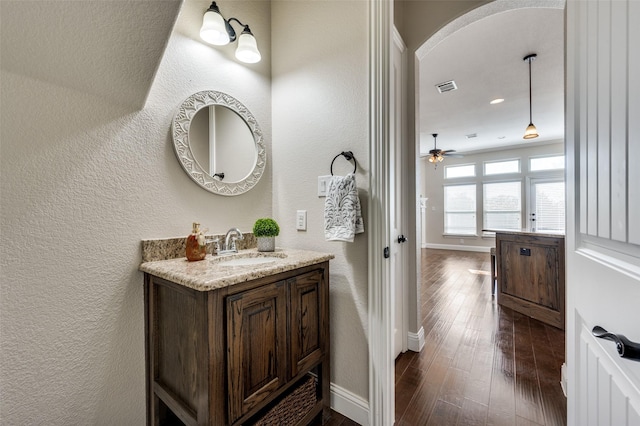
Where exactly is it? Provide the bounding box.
[421,142,565,249]
[271,1,370,400]
[0,1,271,423]
[0,0,182,109]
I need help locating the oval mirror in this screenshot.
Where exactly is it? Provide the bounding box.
[172,90,266,196]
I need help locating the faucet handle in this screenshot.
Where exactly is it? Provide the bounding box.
[205,237,221,255]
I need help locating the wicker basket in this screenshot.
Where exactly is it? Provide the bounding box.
[252,376,317,426]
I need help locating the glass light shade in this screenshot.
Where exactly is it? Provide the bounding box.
[235,33,261,63]
[200,10,230,45]
[523,123,539,139]
[428,155,436,163]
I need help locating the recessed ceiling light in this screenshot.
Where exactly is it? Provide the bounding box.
[490,98,505,104]
[497,136,506,139]
[465,133,477,139]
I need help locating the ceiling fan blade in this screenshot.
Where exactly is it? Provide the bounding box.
[445,153,464,158]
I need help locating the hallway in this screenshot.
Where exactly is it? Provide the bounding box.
[394,249,567,425]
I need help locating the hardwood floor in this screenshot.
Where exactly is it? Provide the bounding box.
[394,249,567,426]
[312,411,361,426]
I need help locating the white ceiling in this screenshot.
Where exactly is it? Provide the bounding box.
[418,7,565,156]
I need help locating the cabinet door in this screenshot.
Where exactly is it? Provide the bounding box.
[226,281,287,423]
[497,234,565,329]
[501,240,561,309]
[289,269,327,378]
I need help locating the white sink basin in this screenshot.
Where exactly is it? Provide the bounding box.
[219,256,280,267]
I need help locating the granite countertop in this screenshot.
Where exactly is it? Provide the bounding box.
[139,248,335,291]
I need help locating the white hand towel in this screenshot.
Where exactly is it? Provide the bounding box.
[324,173,364,242]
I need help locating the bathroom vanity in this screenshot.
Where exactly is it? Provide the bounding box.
[140,248,334,426]
[495,230,565,329]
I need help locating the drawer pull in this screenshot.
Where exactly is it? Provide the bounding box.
[519,247,531,256]
[592,326,640,361]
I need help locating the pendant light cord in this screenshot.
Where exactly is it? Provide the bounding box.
[528,57,533,124]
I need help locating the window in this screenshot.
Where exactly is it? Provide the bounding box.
[444,184,476,234]
[530,155,565,171]
[483,181,521,230]
[445,164,475,179]
[484,159,520,175]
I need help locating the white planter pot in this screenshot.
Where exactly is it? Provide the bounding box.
[257,237,275,252]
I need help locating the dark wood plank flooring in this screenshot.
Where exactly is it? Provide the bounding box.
[312,410,361,426]
[395,249,566,426]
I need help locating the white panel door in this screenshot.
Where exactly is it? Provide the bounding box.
[566,0,640,425]
[528,179,565,233]
[391,28,407,359]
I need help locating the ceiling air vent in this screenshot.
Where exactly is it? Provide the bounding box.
[435,80,457,93]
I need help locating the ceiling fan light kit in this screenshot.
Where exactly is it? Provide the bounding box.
[523,53,539,140]
[428,133,461,168]
[428,154,444,164]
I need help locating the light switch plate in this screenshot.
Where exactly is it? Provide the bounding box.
[318,175,332,197]
[296,210,307,231]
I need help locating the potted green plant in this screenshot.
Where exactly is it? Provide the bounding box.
[253,218,280,252]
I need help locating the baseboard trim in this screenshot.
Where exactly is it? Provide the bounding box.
[330,382,369,426]
[407,326,425,352]
[422,243,491,253]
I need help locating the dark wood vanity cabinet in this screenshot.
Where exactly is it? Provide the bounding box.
[144,262,330,426]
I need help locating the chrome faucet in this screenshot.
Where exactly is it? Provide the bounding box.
[218,227,244,255]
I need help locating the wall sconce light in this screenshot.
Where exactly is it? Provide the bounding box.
[523,53,539,139]
[200,2,261,64]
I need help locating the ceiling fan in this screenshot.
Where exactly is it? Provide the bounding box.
[426,133,463,166]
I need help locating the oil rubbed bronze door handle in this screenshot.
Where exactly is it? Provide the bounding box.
[592,326,640,361]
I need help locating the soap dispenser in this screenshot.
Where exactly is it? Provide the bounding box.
[186,222,207,262]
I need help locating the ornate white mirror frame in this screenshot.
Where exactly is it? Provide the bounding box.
[171,90,266,196]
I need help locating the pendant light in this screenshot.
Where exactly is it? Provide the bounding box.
[523,53,539,139]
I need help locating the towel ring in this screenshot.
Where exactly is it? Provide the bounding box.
[330,151,357,175]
